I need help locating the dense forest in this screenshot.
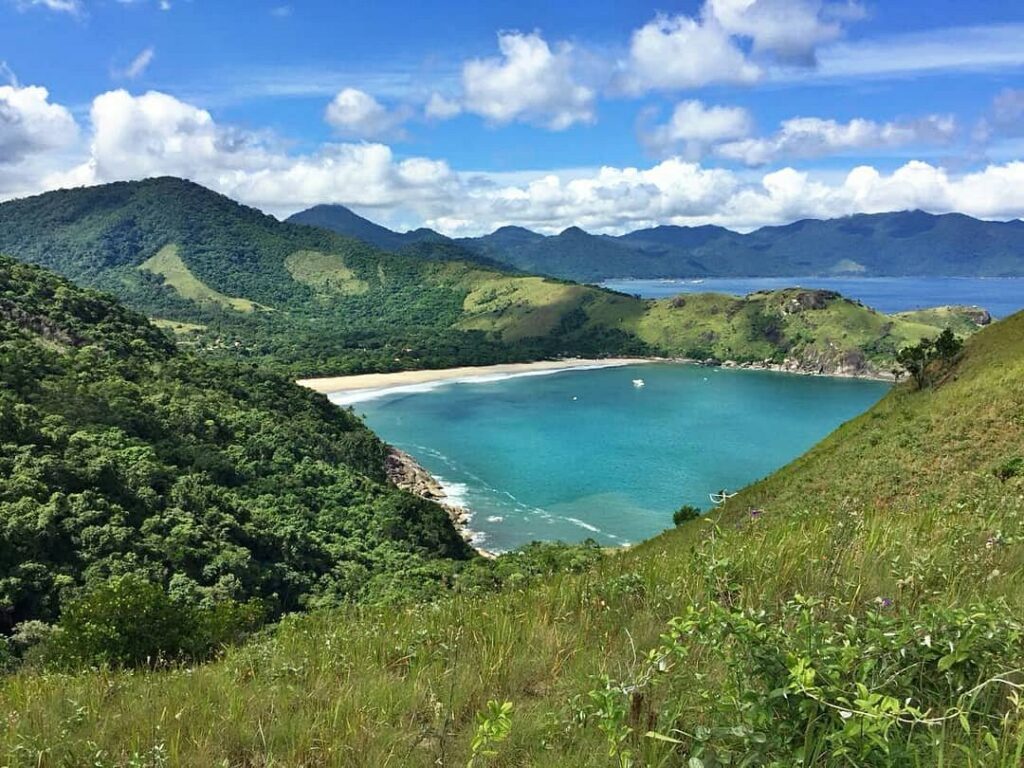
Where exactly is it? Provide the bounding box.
[0,256,477,642]
[0,178,985,378]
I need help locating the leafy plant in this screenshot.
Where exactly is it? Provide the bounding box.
[467,700,513,767]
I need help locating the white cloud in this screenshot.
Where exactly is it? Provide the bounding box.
[643,100,753,158]
[461,31,595,130]
[116,46,156,80]
[707,0,857,64]
[811,24,1024,81]
[619,1,861,93]
[425,92,462,120]
[270,5,291,17]
[324,88,407,139]
[7,88,1024,238]
[42,89,455,214]
[717,114,957,165]
[621,13,760,93]
[0,84,79,165]
[428,159,1024,235]
[15,0,81,13]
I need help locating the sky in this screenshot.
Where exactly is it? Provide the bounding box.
[1,0,1024,235]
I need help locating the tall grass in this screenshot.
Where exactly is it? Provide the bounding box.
[2,315,1023,766]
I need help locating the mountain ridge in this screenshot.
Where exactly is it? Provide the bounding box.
[287,203,1024,281]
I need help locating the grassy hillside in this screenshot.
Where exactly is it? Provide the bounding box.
[0,254,475,643]
[0,179,985,377]
[3,307,1021,765]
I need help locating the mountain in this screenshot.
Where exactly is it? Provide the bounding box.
[289,203,1024,281]
[0,178,984,379]
[0,254,473,637]
[6,292,1021,764]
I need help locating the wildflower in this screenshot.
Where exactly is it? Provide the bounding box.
[874,596,893,609]
[749,508,764,520]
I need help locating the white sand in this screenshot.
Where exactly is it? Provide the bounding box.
[297,358,653,398]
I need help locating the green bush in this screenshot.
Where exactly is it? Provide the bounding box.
[49,575,264,667]
[994,456,1023,481]
[673,505,702,526]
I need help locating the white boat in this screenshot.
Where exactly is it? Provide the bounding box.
[632,378,646,388]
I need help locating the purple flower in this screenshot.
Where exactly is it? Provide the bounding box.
[749,508,764,519]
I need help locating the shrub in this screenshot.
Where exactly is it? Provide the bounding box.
[994,456,1023,481]
[673,505,702,526]
[49,574,264,667]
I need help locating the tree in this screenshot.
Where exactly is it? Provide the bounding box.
[897,328,963,389]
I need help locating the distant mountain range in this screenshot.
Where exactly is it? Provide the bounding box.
[288,205,1024,282]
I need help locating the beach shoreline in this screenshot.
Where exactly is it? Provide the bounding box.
[296,357,654,396]
[296,355,895,402]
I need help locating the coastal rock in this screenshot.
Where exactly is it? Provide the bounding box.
[385,448,485,553]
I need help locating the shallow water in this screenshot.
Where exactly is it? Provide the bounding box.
[601,277,1024,319]
[345,363,888,552]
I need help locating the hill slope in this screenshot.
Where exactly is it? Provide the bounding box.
[3,306,1021,764]
[0,179,985,377]
[0,255,473,634]
[290,203,1024,281]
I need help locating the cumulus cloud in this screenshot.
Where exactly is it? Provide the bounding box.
[707,0,857,64]
[324,88,408,139]
[620,0,862,93]
[460,31,595,130]
[716,114,957,165]
[621,13,760,93]
[429,159,1024,235]
[6,88,1023,237]
[0,84,79,165]
[642,100,753,158]
[43,89,455,214]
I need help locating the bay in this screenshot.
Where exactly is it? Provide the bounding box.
[349,363,888,552]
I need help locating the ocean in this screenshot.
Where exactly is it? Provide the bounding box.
[600,276,1024,319]
[345,363,888,552]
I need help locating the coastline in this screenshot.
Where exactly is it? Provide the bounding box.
[384,447,495,559]
[297,357,654,399]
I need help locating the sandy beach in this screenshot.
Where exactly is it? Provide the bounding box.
[297,357,653,396]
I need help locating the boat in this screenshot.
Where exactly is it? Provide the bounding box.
[632,378,645,388]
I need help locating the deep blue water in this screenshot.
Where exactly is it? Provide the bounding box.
[600,277,1024,319]
[344,364,888,552]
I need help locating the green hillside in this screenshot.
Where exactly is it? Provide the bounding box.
[0,179,986,377]
[0,255,474,642]
[2,292,1021,766]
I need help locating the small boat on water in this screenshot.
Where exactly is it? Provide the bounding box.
[632,378,646,388]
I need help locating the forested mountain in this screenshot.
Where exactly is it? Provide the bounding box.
[0,178,985,378]
[5,279,1021,766]
[289,203,1024,281]
[0,255,473,636]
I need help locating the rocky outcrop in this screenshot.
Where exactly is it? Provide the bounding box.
[385,448,478,548]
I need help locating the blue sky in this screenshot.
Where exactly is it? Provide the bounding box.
[1,0,1024,233]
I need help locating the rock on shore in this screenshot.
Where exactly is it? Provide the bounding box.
[384,447,475,544]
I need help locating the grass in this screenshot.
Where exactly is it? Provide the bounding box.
[284,250,369,295]
[139,245,263,313]
[2,313,1022,766]
[150,318,207,334]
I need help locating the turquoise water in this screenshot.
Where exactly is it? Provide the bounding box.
[601,277,1024,319]
[343,364,888,552]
